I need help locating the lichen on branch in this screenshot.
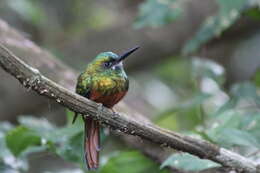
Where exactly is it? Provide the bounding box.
[0,44,259,173]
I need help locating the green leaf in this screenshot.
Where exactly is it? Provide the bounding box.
[0,162,18,173]
[191,58,225,85]
[6,0,46,26]
[156,92,210,131]
[176,94,209,130]
[206,109,260,149]
[156,57,193,88]
[242,114,260,143]
[209,128,260,148]
[183,0,246,54]
[18,116,56,131]
[160,153,219,171]
[100,151,169,173]
[18,116,60,144]
[230,82,260,106]
[156,112,178,131]
[211,98,237,117]
[0,122,13,157]
[0,124,11,158]
[245,7,260,20]
[5,126,41,156]
[214,111,241,128]
[230,82,258,98]
[56,131,84,164]
[0,122,13,133]
[0,122,29,172]
[253,68,260,87]
[212,81,260,117]
[135,0,182,28]
[17,116,85,164]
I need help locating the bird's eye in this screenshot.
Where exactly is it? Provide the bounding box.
[104,62,111,68]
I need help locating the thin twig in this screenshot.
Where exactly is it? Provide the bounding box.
[0,44,259,173]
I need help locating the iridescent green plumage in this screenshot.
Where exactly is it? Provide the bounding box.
[74,47,139,170]
[76,52,129,102]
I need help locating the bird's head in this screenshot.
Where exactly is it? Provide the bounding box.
[88,46,139,73]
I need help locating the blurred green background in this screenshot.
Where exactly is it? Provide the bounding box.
[0,0,260,173]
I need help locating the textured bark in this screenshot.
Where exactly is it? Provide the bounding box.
[0,19,175,171]
[0,45,259,173]
[0,19,77,121]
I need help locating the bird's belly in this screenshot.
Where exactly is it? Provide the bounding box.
[89,76,128,108]
[91,91,127,108]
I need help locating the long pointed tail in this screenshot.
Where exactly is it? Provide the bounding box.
[83,116,100,170]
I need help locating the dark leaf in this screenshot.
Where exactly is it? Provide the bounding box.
[100,151,169,173]
[161,153,219,171]
[135,0,182,28]
[183,0,246,54]
[5,126,41,156]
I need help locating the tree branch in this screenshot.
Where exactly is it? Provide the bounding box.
[0,44,259,173]
[0,19,179,172]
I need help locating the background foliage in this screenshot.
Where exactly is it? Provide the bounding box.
[0,0,260,172]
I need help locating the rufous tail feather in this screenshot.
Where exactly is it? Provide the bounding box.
[84,116,100,170]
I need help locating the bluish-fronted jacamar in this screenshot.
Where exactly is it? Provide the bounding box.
[74,46,139,170]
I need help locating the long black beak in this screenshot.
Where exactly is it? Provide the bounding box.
[117,46,140,62]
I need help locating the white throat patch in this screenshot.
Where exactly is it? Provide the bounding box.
[112,61,123,70]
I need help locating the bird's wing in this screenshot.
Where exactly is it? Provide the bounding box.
[72,74,92,124]
[76,74,100,169]
[76,73,92,98]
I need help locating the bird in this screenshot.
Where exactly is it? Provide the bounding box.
[73,46,139,170]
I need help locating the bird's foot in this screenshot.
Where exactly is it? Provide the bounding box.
[110,108,119,119]
[111,108,116,113]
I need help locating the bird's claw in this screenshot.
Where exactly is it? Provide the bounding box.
[111,108,119,119]
[72,112,78,124]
